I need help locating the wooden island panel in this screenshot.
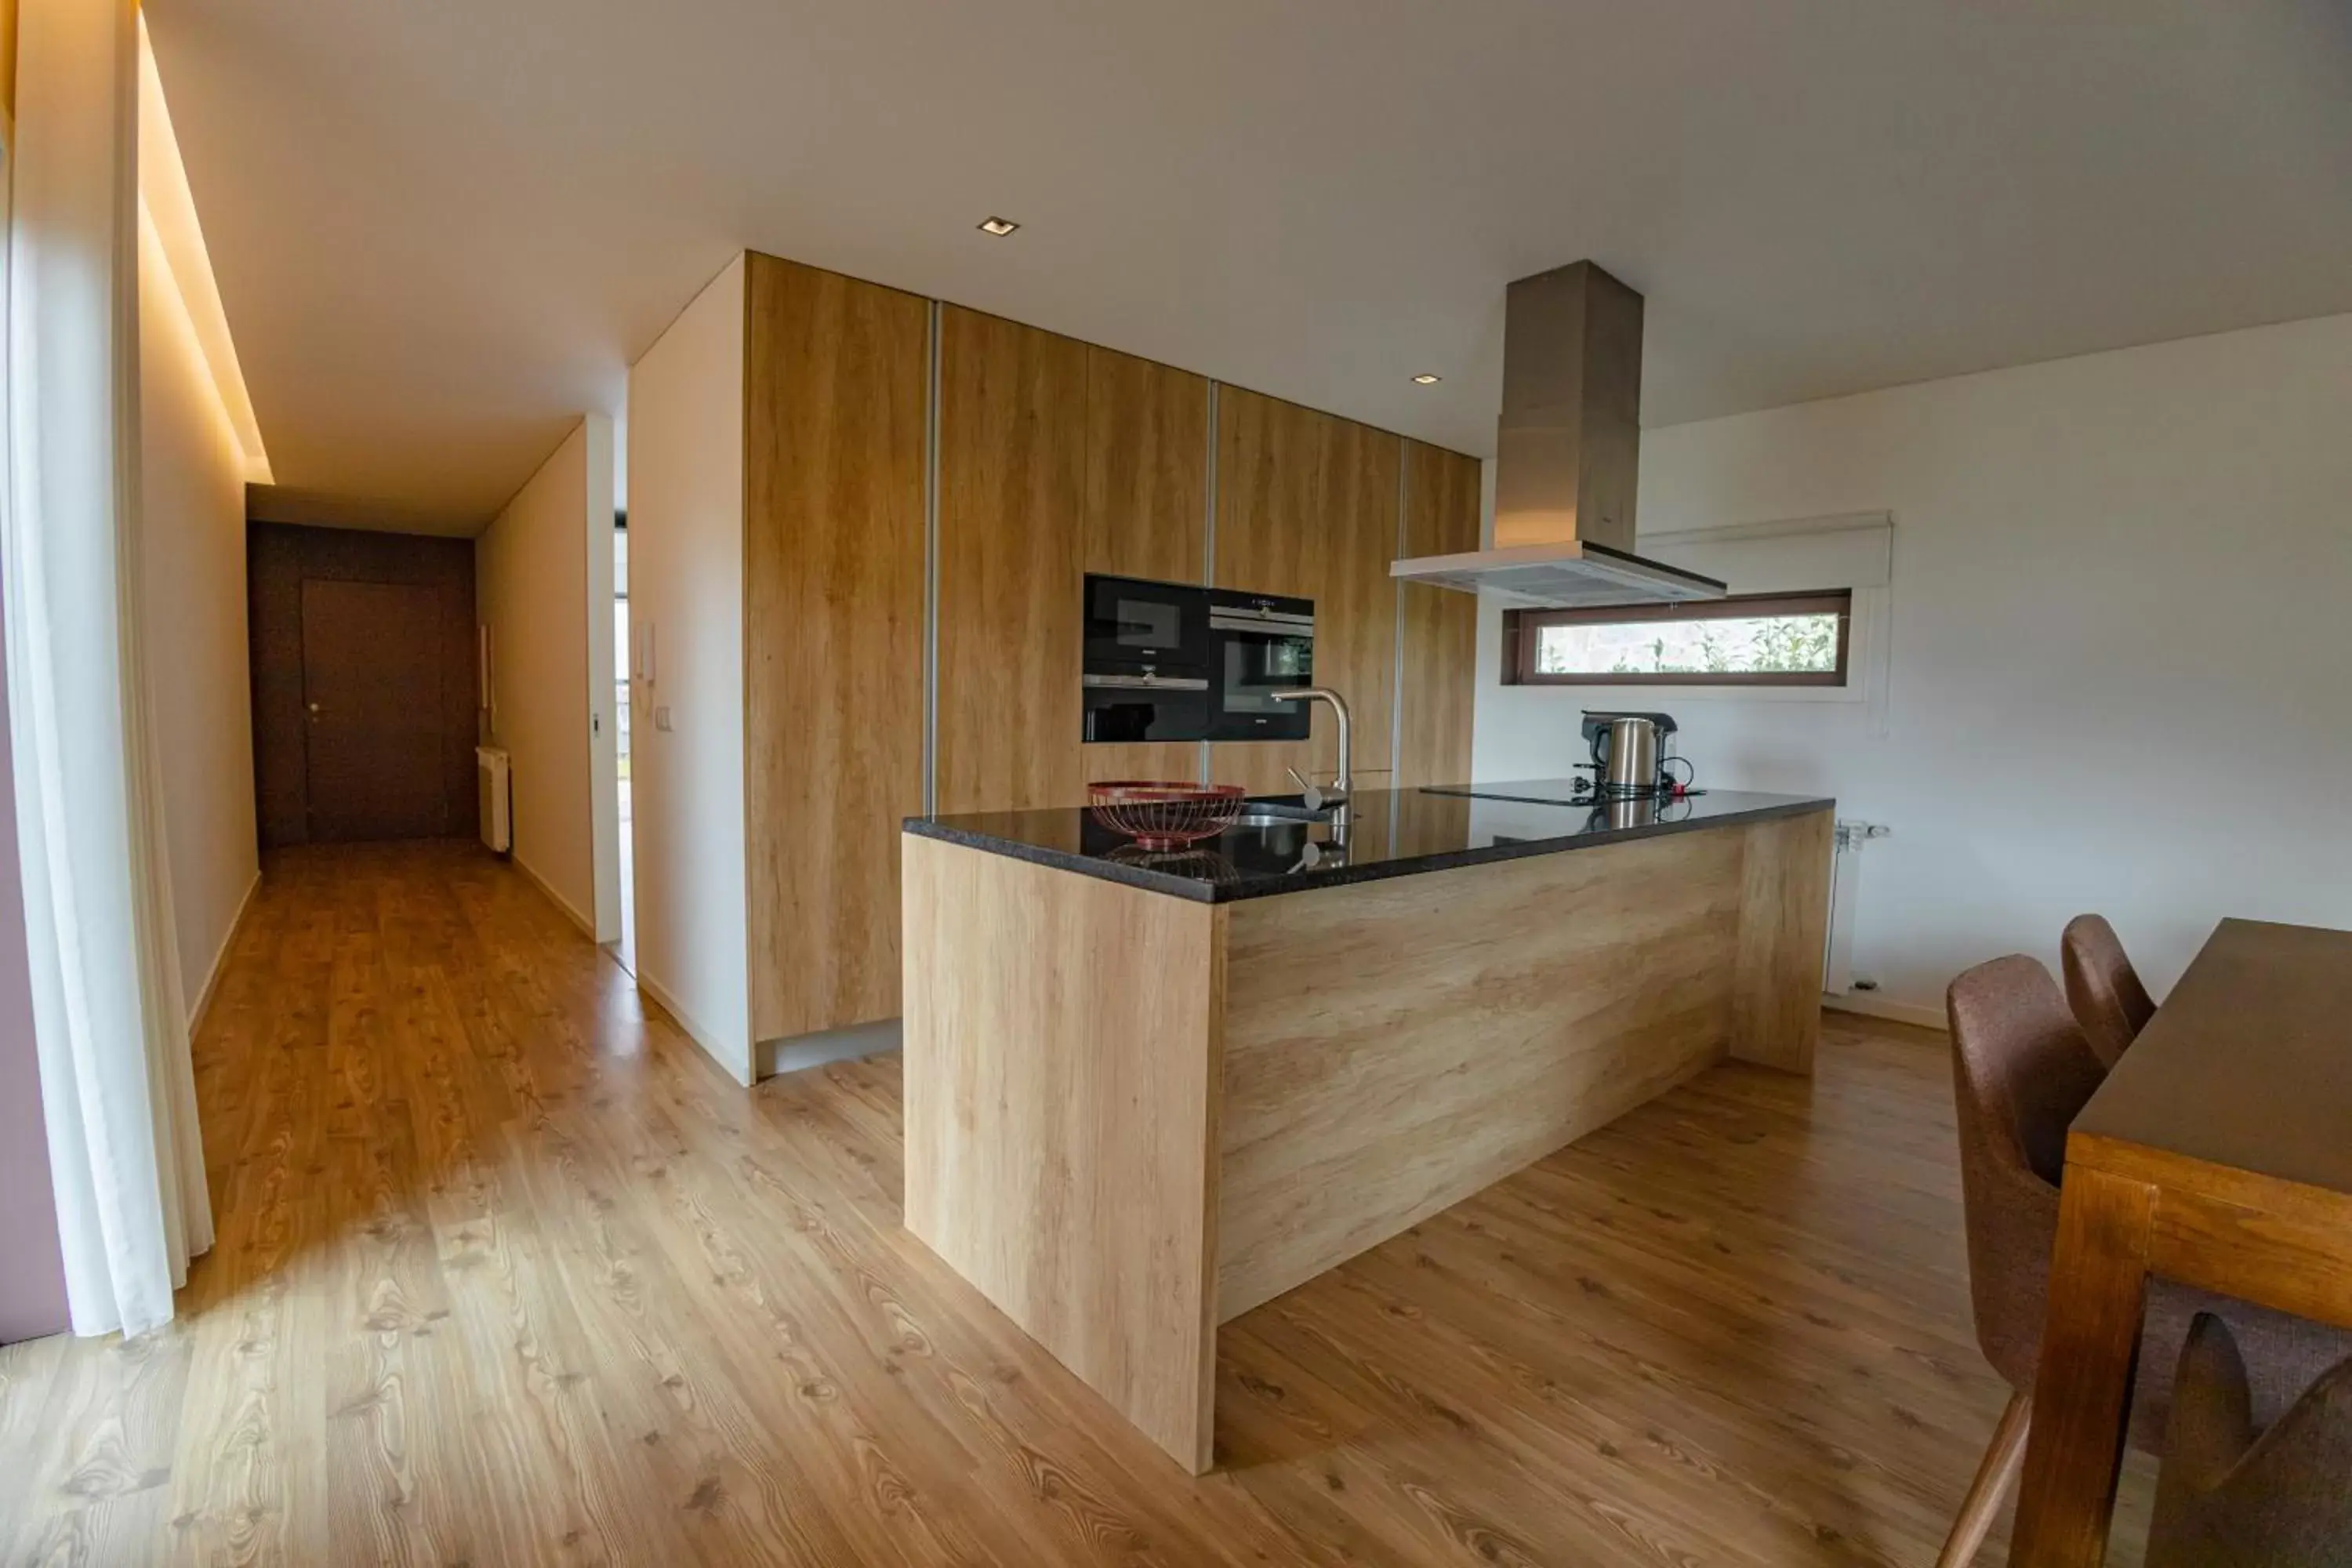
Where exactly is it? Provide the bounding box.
[1730,805,1835,1073]
[900,834,1229,1473]
[1215,826,1748,1319]
[900,804,1832,1472]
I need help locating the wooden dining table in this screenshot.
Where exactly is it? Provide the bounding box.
[2011,918,2352,1565]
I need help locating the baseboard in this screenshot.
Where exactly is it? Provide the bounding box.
[636,969,753,1088]
[1823,991,1947,1033]
[187,868,262,1034]
[757,1017,902,1080]
[510,851,596,940]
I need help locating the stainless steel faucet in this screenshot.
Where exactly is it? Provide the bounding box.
[1272,687,1352,806]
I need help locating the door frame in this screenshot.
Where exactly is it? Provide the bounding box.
[583,413,622,944]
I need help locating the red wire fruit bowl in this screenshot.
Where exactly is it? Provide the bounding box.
[1088,781,1247,851]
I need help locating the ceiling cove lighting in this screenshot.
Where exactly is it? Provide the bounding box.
[140,16,273,482]
[977,216,1021,237]
[1412,373,1442,384]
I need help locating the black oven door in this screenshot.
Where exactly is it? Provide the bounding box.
[1083,575,1210,673]
[1082,673,1210,745]
[1208,593,1315,741]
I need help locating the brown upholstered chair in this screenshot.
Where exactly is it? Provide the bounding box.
[2060,913,2156,1067]
[2148,1313,2352,1567]
[1935,956,2351,1567]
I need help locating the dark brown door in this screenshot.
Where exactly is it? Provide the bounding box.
[299,579,450,840]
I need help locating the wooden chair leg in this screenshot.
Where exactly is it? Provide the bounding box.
[1937,1392,2032,1568]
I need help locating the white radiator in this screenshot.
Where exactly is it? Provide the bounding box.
[1822,819,1889,995]
[477,746,511,855]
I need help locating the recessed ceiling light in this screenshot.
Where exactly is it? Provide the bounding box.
[977,216,1021,237]
[1412,373,1442,385]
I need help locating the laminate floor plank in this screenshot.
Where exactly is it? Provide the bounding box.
[0,840,2154,1565]
[1322,1239,1955,1563]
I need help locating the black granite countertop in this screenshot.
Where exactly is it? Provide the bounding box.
[904,784,1835,904]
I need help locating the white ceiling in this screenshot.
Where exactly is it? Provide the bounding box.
[148,0,2352,536]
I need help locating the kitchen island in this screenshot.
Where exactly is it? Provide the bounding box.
[901,785,1835,1472]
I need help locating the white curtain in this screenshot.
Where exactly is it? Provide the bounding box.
[4,0,211,1338]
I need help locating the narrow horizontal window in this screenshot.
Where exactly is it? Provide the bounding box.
[1503,590,1852,687]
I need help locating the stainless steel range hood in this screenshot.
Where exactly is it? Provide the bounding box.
[1392,261,1726,608]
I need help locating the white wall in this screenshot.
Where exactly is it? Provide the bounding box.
[477,414,615,938]
[624,258,750,1083]
[1475,312,2352,1024]
[585,418,620,946]
[137,208,260,1025]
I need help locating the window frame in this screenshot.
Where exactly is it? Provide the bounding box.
[1503,589,1854,688]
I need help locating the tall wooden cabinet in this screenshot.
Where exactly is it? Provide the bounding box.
[742,255,929,1041]
[714,250,1477,1054]
[1083,346,1209,584]
[934,308,1090,815]
[1395,441,1483,787]
[938,363,1477,808]
[938,320,1215,805]
[1080,346,1212,786]
[1209,388,1403,795]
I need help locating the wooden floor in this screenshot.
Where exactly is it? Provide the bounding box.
[0,841,2152,1566]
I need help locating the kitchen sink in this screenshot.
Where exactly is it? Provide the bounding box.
[1232,800,1331,828]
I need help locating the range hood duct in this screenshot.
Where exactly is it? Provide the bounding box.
[1392,261,1726,608]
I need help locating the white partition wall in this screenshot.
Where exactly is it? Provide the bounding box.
[585,417,620,945]
[476,414,618,939]
[622,259,751,1083]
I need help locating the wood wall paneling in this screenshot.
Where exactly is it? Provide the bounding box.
[1395,441,1482,787]
[1076,346,1210,787]
[1082,347,1208,584]
[1729,806,1834,1073]
[742,254,930,1040]
[1208,387,1401,795]
[901,834,1227,1473]
[1215,826,1750,1319]
[1081,742,1203,786]
[1207,742,1308,800]
[935,307,1088,815]
[247,521,477,849]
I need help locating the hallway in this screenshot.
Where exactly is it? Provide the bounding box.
[0,844,2150,1565]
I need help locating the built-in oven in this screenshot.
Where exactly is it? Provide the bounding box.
[1208,589,1316,742]
[1082,574,1212,744]
[1082,670,1210,743]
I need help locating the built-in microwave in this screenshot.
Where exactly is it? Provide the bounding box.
[1082,575,1212,744]
[1083,574,1210,672]
[1079,575,1315,746]
[1207,589,1315,742]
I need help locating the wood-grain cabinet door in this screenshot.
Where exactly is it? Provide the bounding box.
[1083,346,1207,585]
[743,254,929,1040]
[1080,345,1211,787]
[1209,387,1401,795]
[935,307,1090,815]
[1395,440,1481,787]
